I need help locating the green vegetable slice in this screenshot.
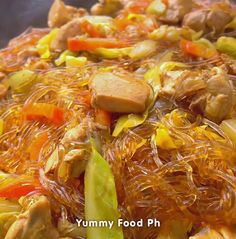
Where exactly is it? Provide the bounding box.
[8,70,37,93]
[85,139,123,239]
[36,28,59,59]
[216,36,236,58]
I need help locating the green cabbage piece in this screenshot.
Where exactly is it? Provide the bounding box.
[94,47,131,59]
[129,40,157,60]
[216,36,236,58]
[55,50,77,66]
[36,28,59,59]
[84,139,124,239]
[8,70,37,93]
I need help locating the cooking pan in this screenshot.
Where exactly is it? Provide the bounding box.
[0,0,236,48]
[0,0,95,48]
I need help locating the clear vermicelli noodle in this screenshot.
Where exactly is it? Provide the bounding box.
[1,0,236,238]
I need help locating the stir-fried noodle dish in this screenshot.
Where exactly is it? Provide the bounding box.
[2,0,236,238]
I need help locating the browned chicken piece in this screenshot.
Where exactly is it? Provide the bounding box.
[48,0,88,28]
[90,72,151,113]
[183,9,232,34]
[91,0,123,16]
[61,120,89,146]
[55,118,93,182]
[161,67,233,122]
[204,67,233,122]
[4,196,59,239]
[51,18,82,50]
[160,0,193,24]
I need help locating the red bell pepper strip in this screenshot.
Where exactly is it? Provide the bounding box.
[0,183,37,199]
[68,37,129,51]
[28,132,49,161]
[95,109,111,128]
[180,39,218,59]
[23,103,65,125]
[80,20,103,38]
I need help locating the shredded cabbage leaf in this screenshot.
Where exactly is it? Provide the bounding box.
[36,28,59,59]
[85,139,124,239]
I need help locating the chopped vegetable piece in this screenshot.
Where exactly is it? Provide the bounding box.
[80,19,103,37]
[94,47,131,59]
[0,172,38,199]
[149,25,181,42]
[8,70,37,93]
[85,139,124,239]
[28,132,49,161]
[23,103,65,125]
[225,16,236,30]
[194,38,215,50]
[145,60,186,96]
[66,56,87,67]
[55,50,77,66]
[36,28,59,59]
[146,0,167,17]
[112,110,148,137]
[126,0,153,14]
[155,127,177,150]
[220,119,236,144]
[95,109,111,128]
[216,36,236,58]
[129,40,157,60]
[0,199,21,213]
[180,39,217,59]
[0,184,36,199]
[68,37,128,51]
[45,147,59,174]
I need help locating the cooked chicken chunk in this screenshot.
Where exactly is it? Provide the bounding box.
[204,68,233,122]
[91,72,151,113]
[161,67,233,122]
[48,0,87,28]
[51,18,82,50]
[5,196,59,239]
[91,0,123,16]
[160,0,193,24]
[183,9,232,34]
[61,120,89,146]
[56,119,93,182]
